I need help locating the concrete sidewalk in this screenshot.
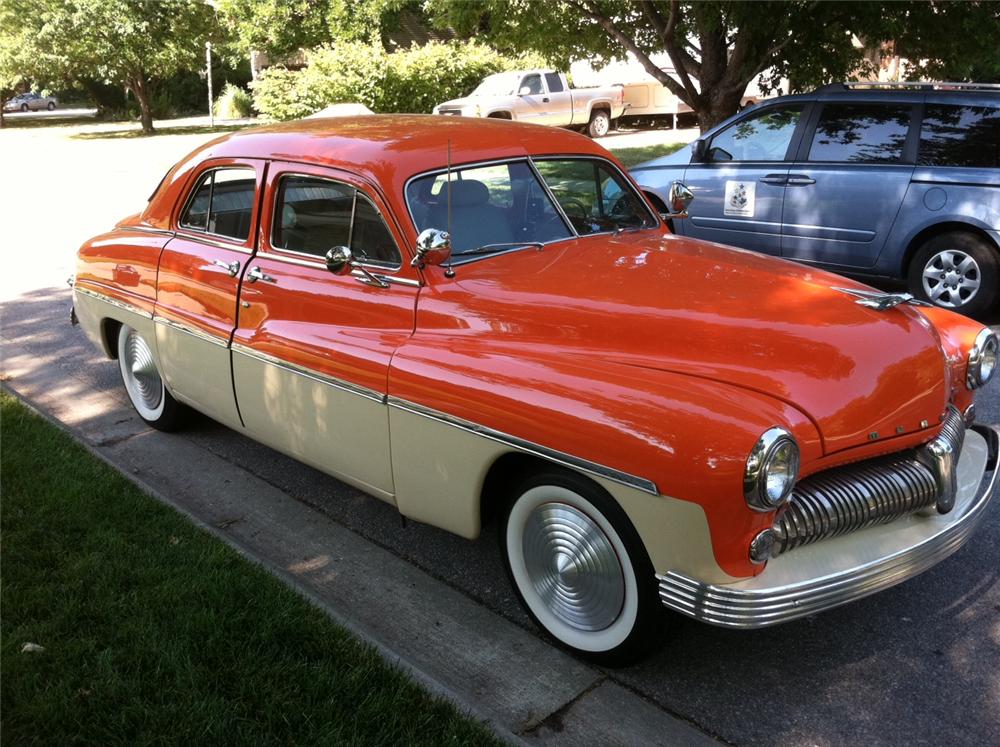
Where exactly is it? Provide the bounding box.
[1,329,718,746]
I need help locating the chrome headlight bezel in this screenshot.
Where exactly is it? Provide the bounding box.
[967,328,998,390]
[744,427,800,512]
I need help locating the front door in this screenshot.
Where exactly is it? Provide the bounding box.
[154,160,264,428]
[780,101,918,268]
[231,162,421,499]
[513,73,549,124]
[680,103,808,255]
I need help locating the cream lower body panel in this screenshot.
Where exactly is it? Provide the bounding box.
[388,403,734,583]
[74,287,156,358]
[153,320,243,430]
[231,349,394,501]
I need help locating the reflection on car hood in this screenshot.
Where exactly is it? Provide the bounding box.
[450,230,948,455]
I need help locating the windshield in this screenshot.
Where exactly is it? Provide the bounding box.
[471,73,519,98]
[405,158,656,259]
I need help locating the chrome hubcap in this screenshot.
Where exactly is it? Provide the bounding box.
[122,329,162,411]
[922,249,981,308]
[592,116,609,136]
[522,502,625,632]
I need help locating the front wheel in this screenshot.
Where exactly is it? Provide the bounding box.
[907,231,999,318]
[501,469,664,666]
[20,103,28,112]
[117,324,185,431]
[46,101,55,111]
[587,110,611,138]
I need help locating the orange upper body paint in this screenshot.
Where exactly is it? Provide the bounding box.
[76,116,991,579]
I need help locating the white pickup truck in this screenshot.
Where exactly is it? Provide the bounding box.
[433,69,626,137]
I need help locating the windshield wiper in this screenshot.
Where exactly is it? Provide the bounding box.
[454,241,545,257]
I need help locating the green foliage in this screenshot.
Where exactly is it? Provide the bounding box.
[252,40,547,120]
[214,82,255,119]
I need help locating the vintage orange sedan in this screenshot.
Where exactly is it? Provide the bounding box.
[73,116,998,664]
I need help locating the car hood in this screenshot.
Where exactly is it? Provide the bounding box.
[450,230,949,455]
[436,97,474,110]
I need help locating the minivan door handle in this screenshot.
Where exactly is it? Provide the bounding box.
[786,174,816,186]
[759,174,787,185]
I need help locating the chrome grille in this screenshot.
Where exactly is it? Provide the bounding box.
[771,408,966,557]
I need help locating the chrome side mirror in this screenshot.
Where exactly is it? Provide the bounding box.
[412,228,452,269]
[325,245,354,275]
[660,181,694,221]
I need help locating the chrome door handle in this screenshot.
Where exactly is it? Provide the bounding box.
[246,266,276,284]
[212,259,240,277]
[786,175,816,185]
[759,174,787,185]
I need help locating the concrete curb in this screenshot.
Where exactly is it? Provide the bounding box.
[2,334,719,747]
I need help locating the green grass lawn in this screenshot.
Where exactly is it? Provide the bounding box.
[0,391,501,746]
[609,142,685,168]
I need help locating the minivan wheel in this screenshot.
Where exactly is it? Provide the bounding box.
[500,469,664,666]
[908,232,999,317]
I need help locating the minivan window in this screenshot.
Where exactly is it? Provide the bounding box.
[918,104,1000,168]
[545,73,565,93]
[808,103,911,163]
[179,168,256,240]
[707,105,803,162]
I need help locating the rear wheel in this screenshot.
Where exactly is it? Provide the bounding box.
[500,469,664,666]
[907,231,999,317]
[46,101,55,111]
[587,109,611,138]
[117,324,185,430]
[20,103,28,112]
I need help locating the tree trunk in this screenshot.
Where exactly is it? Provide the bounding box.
[0,103,5,130]
[131,73,155,135]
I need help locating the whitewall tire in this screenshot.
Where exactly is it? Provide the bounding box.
[501,470,663,665]
[117,324,184,431]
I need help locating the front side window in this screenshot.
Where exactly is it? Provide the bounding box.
[707,106,803,162]
[808,103,912,163]
[406,158,654,257]
[179,167,256,240]
[520,74,543,95]
[918,104,1000,168]
[534,159,655,235]
[273,175,401,265]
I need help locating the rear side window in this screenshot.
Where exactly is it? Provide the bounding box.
[545,73,565,93]
[179,168,256,240]
[918,104,1000,168]
[273,175,401,266]
[808,104,912,163]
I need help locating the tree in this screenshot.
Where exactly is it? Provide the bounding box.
[425,1,999,131]
[35,0,217,134]
[0,0,50,128]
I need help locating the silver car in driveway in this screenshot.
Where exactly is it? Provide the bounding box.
[4,92,58,112]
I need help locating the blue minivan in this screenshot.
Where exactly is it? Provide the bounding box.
[631,82,1000,317]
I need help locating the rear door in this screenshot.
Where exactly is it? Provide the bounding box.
[231,162,421,498]
[780,99,919,268]
[679,103,809,255]
[543,72,573,126]
[154,160,264,428]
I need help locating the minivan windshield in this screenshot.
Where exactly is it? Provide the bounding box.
[405,158,656,259]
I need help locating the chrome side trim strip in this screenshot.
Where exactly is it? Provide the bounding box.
[656,425,999,629]
[254,252,422,287]
[231,343,385,403]
[386,396,659,496]
[153,316,230,348]
[74,286,153,320]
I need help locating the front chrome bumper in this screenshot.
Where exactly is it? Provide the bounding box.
[656,424,999,629]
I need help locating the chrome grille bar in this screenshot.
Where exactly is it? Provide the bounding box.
[771,408,966,557]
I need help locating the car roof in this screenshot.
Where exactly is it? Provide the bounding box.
[181,114,611,185]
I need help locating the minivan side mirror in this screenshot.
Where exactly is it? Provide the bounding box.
[518,86,532,96]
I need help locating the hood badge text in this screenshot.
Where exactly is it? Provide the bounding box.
[832,287,930,311]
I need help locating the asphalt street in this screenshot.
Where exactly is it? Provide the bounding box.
[3,286,998,747]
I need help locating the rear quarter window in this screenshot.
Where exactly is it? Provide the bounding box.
[918,104,1000,168]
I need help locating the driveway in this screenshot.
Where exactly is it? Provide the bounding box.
[2,118,999,747]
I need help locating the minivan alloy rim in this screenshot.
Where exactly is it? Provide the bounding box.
[922,249,980,308]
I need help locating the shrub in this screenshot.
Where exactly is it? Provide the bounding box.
[252,40,548,120]
[214,83,254,119]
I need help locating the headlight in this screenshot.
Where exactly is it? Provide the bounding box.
[744,427,800,511]
[967,328,998,390]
